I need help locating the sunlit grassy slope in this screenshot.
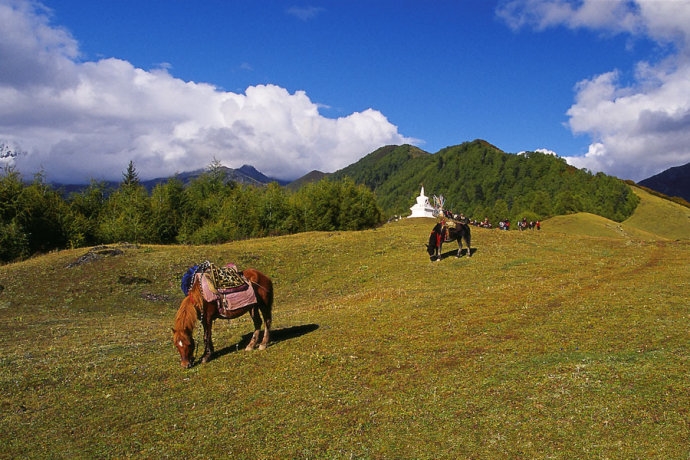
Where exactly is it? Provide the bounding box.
[0,188,688,458]
[624,186,690,240]
[547,185,689,241]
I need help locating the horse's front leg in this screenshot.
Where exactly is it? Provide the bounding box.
[201,305,215,364]
[436,243,443,261]
[456,240,463,257]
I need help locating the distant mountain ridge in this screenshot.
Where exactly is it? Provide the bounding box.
[52,164,289,195]
[141,164,290,189]
[285,170,329,191]
[637,162,690,203]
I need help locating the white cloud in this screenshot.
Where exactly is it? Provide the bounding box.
[497,0,646,35]
[0,0,412,183]
[0,0,79,89]
[498,0,690,181]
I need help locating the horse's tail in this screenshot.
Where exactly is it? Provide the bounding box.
[462,223,472,256]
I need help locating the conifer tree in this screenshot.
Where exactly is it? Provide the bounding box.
[122,160,140,187]
[98,162,152,243]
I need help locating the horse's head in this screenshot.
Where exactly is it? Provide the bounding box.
[172,327,195,369]
[173,286,202,369]
[427,229,438,256]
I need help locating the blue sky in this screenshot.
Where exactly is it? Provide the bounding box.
[1,0,690,183]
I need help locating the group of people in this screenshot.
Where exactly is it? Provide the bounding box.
[517,217,541,231]
[473,217,493,229]
[452,215,541,231]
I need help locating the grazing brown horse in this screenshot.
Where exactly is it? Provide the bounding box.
[172,268,273,368]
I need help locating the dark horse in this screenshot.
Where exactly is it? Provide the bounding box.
[427,221,472,261]
[172,268,273,368]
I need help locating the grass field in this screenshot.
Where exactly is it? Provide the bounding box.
[1,186,689,459]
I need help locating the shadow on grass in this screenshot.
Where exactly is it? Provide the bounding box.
[211,323,319,361]
[430,247,476,261]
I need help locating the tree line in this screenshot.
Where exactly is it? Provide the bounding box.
[0,161,382,264]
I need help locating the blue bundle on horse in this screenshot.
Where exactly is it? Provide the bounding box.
[180,264,200,295]
[427,220,472,261]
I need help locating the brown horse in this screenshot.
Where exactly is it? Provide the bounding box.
[172,268,273,368]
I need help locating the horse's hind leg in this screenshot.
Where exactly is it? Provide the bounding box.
[245,306,262,351]
[258,305,272,350]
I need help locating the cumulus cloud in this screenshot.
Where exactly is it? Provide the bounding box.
[0,0,412,183]
[498,0,690,181]
[518,148,557,156]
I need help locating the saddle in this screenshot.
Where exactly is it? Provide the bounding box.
[205,263,248,294]
[196,262,257,317]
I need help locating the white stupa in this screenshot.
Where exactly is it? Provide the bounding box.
[408,186,437,218]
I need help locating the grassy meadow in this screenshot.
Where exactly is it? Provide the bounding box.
[1,186,689,459]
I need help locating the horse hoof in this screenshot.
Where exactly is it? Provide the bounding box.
[258,344,267,351]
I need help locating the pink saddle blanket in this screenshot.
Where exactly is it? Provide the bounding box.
[198,273,257,317]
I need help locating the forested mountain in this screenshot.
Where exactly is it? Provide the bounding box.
[332,139,639,224]
[331,144,430,190]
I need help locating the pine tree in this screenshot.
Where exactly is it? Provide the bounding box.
[122,160,140,187]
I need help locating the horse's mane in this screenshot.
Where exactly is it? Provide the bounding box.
[173,279,201,333]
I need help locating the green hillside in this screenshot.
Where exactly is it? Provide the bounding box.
[333,139,639,223]
[624,186,690,240]
[545,212,649,239]
[0,181,688,458]
[546,186,690,241]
